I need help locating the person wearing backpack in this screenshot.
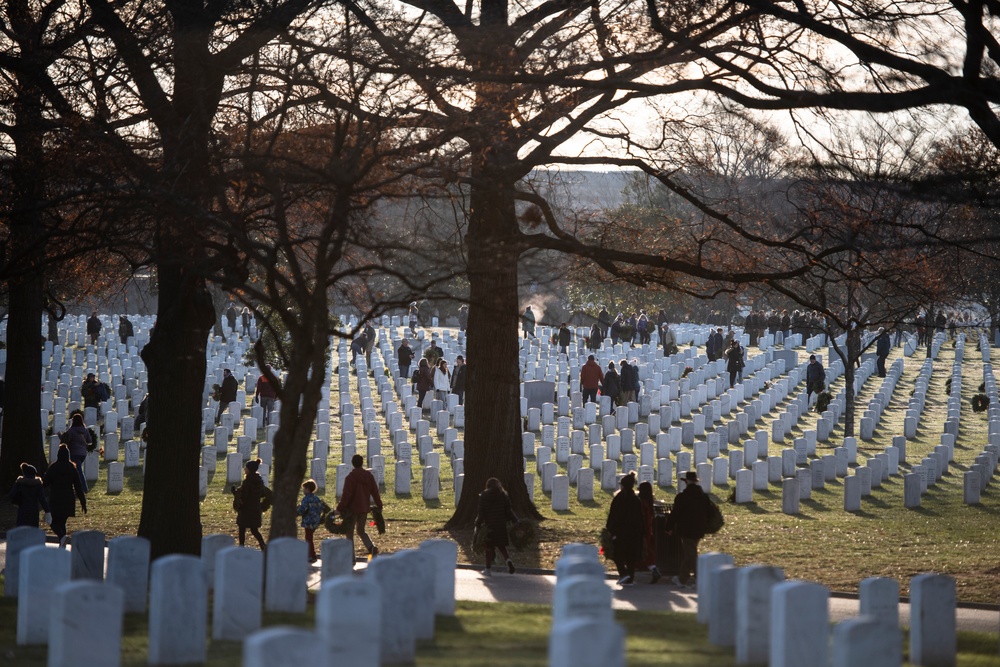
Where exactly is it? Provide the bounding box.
[666,470,713,587]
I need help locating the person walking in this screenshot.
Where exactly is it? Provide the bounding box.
[522,306,536,339]
[43,444,87,547]
[725,340,745,388]
[397,339,415,382]
[216,368,239,425]
[580,355,604,404]
[806,354,825,406]
[601,361,621,407]
[451,355,467,405]
[475,477,518,576]
[8,463,50,528]
[232,458,271,551]
[86,311,102,345]
[408,302,420,336]
[597,306,611,340]
[225,303,237,332]
[666,470,712,587]
[118,315,134,345]
[637,481,662,584]
[336,454,383,560]
[557,322,572,355]
[296,478,330,563]
[254,366,278,427]
[241,307,252,336]
[59,413,93,493]
[605,472,643,586]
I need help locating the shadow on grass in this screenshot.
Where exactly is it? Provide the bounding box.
[801,499,831,513]
[741,503,768,514]
[424,498,442,509]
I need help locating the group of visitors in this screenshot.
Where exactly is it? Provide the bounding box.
[578,356,642,407]
[8,441,89,548]
[743,309,826,346]
[522,305,677,353]
[407,340,467,408]
[605,470,711,587]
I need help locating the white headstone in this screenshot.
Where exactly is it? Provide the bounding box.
[213,546,264,640]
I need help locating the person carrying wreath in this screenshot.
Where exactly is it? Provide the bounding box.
[475,477,518,576]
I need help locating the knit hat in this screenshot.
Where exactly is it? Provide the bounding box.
[20,463,37,477]
[245,458,261,473]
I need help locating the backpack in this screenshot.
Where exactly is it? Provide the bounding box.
[705,499,725,534]
[96,383,111,402]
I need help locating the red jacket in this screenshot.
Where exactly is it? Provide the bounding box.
[579,359,605,389]
[337,467,382,516]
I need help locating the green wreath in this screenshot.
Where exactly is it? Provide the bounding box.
[971,393,989,413]
[815,391,833,414]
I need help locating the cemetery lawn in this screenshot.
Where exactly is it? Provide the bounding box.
[3,333,1000,603]
[0,595,998,666]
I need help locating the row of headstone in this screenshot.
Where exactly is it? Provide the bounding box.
[11,528,459,666]
[698,551,956,667]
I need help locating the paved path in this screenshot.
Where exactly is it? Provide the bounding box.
[3,540,998,634]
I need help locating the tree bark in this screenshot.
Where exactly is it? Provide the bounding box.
[268,305,329,540]
[0,44,51,489]
[138,262,215,558]
[446,156,541,527]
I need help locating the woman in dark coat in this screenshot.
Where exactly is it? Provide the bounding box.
[59,413,92,493]
[637,481,662,584]
[415,358,434,408]
[605,472,643,586]
[44,444,87,545]
[601,361,621,406]
[9,463,50,528]
[475,477,518,576]
[232,458,270,550]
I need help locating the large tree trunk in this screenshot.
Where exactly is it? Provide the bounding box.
[0,273,46,488]
[446,162,541,527]
[0,57,50,489]
[268,305,329,540]
[138,263,215,558]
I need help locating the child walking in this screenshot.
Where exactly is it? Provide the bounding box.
[296,479,330,563]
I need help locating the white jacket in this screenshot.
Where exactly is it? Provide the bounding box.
[434,367,451,392]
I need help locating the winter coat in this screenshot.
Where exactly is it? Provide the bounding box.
[451,365,467,393]
[620,363,639,393]
[337,467,382,517]
[726,346,745,373]
[60,425,92,458]
[639,497,657,569]
[601,369,621,400]
[579,360,604,390]
[806,361,825,391]
[876,332,891,357]
[9,475,49,527]
[666,483,712,540]
[220,373,239,405]
[255,375,277,400]
[476,487,517,547]
[605,489,644,564]
[558,326,572,348]
[87,316,101,336]
[434,367,452,393]
[44,454,86,519]
[522,309,536,333]
[397,344,415,368]
[234,472,270,529]
[296,492,329,530]
[416,366,434,392]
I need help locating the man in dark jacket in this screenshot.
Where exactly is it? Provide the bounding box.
[86,311,102,345]
[118,316,134,345]
[216,368,239,424]
[451,355,467,404]
[579,355,605,404]
[558,323,572,355]
[806,354,825,405]
[337,454,383,559]
[619,359,639,405]
[876,329,891,377]
[666,470,712,586]
[597,307,611,340]
[397,339,415,381]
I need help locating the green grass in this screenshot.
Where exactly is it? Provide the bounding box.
[0,595,998,666]
[4,331,1000,604]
